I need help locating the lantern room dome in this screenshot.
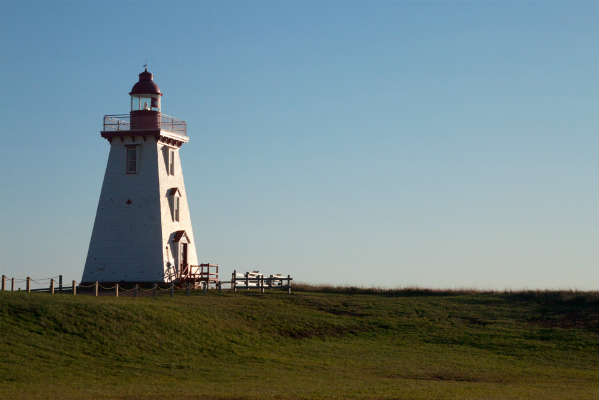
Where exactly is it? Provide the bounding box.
[129,68,162,96]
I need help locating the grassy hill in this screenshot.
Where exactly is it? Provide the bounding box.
[0,287,597,399]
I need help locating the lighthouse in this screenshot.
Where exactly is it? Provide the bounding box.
[82,69,198,284]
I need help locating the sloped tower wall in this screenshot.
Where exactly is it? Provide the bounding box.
[82,135,198,283]
[157,140,198,280]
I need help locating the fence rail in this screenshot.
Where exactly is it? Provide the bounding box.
[179,264,219,288]
[230,270,292,294]
[0,271,293,297]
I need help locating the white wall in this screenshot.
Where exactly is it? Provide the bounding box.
[157,142,199,280]
[82,133,198,283]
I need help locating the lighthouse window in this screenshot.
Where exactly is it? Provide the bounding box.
[168,188,181,221]
[169,150,175,175]
[126,146,137,174]
[131,96,155,111]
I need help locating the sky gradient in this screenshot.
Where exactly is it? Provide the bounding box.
[0,1,596,289]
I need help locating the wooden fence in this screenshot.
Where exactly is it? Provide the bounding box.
[0,272,292,297]
[0,275,74,295]
[222,270,293,294]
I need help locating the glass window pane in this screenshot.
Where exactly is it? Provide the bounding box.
[169,150,175,175]
[126,147,137,173]
[131,97,140,111]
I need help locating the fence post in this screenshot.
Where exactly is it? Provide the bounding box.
[269,274,273,289]
[26,277,30,294]
[95,281,99,297]
[203,280,208,293]
[115,283,119,297]
[153,283,157,297]
[232,270,236,293]
[1,275,5,291]
[50,279,54,295]
[11,278,15,292]
[217,281,222,291]
[59,275,63,293]
[245,272,249,290]
[260,275,264,294]
[287,275,292,295]
[170,282,174,297]
[135,284,139,297]
[72,280,76,296]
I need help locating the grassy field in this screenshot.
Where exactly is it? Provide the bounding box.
[0,287,597,399]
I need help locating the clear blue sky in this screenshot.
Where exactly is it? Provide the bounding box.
[0,1,596,289]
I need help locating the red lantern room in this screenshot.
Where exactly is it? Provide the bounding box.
[101,68,187,141]
[129,68,162,130]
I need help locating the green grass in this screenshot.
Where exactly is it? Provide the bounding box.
[0,288,597,399]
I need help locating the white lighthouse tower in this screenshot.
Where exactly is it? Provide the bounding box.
[82,69,198,284]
